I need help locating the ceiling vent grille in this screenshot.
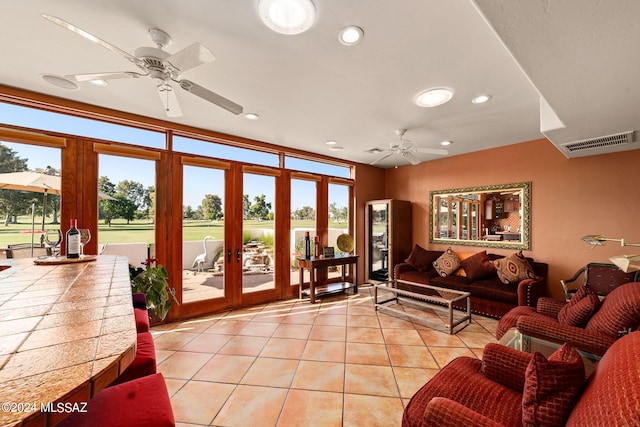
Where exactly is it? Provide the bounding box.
[561,131,635,153]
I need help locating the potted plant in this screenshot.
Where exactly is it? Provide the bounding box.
[130,258,178,321]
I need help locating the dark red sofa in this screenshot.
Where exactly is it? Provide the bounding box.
[393,247,548,318]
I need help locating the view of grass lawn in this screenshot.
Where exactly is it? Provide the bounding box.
[0,217,343,247]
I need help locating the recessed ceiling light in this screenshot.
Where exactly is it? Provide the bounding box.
[414,88,454,108]
[329,146,344,151]
[258,0,316,35]
[472,94,492,104]
[440,140,453,146]
[41,74,78,90]
[338,26,364,46]
[326,140,338,145]
[244,113,260,120]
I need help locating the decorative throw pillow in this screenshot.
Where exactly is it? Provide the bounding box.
[460,251,497,281]
[557,286,602,327]
[493,251,536,284]
[453,252,475,277]
[405,244,440,272]
[432,248,461,277]
[522,343,585,427]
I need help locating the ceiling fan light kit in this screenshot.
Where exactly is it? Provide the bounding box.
[41,13,243,117]
[370,128,448,167]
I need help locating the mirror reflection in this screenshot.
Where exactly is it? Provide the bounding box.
[429,182,531,250]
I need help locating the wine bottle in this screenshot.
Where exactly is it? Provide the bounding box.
[304,231,311,259]
[66,219,80,259]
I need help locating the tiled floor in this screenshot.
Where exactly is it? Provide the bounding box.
[152,287,500,427]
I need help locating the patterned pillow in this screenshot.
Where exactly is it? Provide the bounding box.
[522,343,585,427]
[432,248,461,277]
[405,244,440,272]
[557,286,601,327]
[460,251,497,281]
[493,251,536,284]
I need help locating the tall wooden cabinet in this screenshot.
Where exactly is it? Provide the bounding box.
[365,199,412,281]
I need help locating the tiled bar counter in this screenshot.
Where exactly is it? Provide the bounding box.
[0,256,136,427]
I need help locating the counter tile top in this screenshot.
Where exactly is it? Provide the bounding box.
[0,255,136,427]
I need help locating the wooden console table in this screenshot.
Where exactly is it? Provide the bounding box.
[298,255,359,303]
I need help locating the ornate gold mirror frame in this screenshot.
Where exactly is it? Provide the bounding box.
[429,182,531,250]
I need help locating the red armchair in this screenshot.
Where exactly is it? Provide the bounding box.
[496,282,640,356]
[403,332,640,427]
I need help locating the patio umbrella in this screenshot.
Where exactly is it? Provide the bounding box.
[0,170,115,230]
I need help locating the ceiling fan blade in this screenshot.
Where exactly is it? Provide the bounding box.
[41,14,136,63]
[370,152,394,165]
[178,80,243,115]
[402,151,422,165]
[157,84,183,118]
[165,43,215,73]
[415,147,449,156]
[69,71,143,82]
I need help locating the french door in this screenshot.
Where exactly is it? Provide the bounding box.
[180,159,282,313]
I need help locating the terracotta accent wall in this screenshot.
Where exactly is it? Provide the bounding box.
[354,163,386,284]
[384,138,640,300]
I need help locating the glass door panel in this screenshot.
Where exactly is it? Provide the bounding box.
[182,165,226,303]
[290,178,316,286]
[242,173,275,294]
[367,202,388,281]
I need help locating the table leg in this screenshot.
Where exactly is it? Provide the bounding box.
[299,265,303,300]
[309,266,316,304]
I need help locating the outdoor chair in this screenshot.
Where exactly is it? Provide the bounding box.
[5,243,51,258]
[561,262,638,301]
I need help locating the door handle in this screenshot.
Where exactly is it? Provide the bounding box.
[236,249,241,263]
[227,249,231,263]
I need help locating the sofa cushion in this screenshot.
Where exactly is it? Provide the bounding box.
[405,245,441,272]
[522,343,585,427]
[433,248,461,277]
[430,275,471,293]
[460,251,497,281]
[469,276,518,305]
[493,251,536,284]
[557,286,601,327]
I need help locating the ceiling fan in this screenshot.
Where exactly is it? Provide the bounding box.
[41,14,243,118]
[370,129,448,166]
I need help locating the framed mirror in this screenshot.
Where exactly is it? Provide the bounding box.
[429,182,531,250]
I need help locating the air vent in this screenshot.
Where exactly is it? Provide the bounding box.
[561,131,635,153]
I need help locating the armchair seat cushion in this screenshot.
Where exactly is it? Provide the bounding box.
[402,356,523,427]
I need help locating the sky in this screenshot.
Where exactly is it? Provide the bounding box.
[0,102,349,210]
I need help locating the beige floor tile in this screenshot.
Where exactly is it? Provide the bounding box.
[218,335,269,356]
[377,313,417,329]
[308,324,346,341]
[153,331,200,351]
[192,354,255,383]
[272,323,312,340]
[314,313,347,326]
[347,304,376,316]
[346,326,385,344]
[346,314,381,328]
[343,394,404,426]
[345,364,399,397]
[277,389,343,427]
[238,321,280,337]
[291,360,345,392]
[163,378,187,397]
[154,349,175,364]
[171,380,234,425]
[456,330,497,349]
[179,333,231,353]
[345,342,390,366]
[280,311,317,325]
[240,357,299,388]
[382,328,425,346]
[393,366,439,398]
[387,345,439,369]
[429,346,478,368]
[213,385,288,427]
[157,351,213,380]
[173,317,220,333]
[416,328,465,347]
[301,340,345,363]
[204,319,249,335]
[260,337,307,359]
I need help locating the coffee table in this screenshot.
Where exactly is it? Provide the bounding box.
[373,280,471,334]
[498,328,601,375]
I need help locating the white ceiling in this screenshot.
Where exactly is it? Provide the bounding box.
[1,1,637,167]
